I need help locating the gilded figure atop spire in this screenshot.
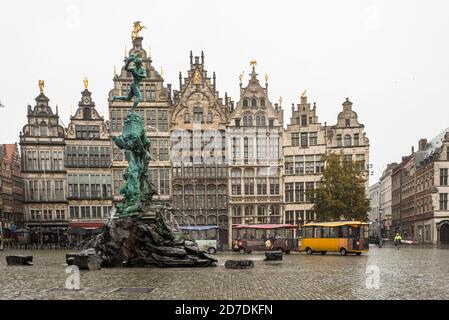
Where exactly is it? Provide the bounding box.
[131,21,146,40]
[38,80,44,94]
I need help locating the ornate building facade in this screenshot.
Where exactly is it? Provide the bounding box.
[19,85,68,243]
[0,143,24,241]
[326,98,370,191]
[170,52,231,238]
[391,131,449,244]
[283,94,326,229]
[227,63,284,242]
[65,81,112,239]
[108,35,171,204]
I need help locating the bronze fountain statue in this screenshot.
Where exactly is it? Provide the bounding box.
[82,23,217,268]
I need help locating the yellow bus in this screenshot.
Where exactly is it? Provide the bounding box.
[300,221,369,256]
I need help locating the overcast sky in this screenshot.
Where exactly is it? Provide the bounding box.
[1,0,448,182]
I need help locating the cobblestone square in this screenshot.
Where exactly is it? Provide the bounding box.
[1,245,449,300]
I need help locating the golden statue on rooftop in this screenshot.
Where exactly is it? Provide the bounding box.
[301,90,307,98]
[83,77,88,90]
[132,21,146,40]
[193,70,201,85]
[250,60,257,68]
[38,80,44,94]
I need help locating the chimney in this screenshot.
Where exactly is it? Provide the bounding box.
[411,146,414,154]
[418,138,427,151]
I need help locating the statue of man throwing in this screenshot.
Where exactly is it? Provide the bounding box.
[112,53,147,111]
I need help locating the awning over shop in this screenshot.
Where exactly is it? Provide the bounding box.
[178,225,222,231]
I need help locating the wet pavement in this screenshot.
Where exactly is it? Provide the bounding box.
[1,244,449,300]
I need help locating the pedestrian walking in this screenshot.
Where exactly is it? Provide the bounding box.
[394,233,402,250]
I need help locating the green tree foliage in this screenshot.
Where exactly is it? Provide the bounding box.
[306,152,370,222]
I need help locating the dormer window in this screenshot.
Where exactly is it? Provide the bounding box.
[260,98,265,107]
[243,99,249,107]
[345,119,350,127]
[184,111,190,123]
[193,107,203,123]
[83,107,91,120]
[251,98,257,107]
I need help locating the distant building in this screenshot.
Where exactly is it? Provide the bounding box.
[283,95,370,232]
[0,143,24,240]
[326,98,370,192]
[65,82,112,242]
[283,93,325,230]
[379,163,398,237]
[368,182,381,237]
[19,85,67,244]
[392,130,449,243]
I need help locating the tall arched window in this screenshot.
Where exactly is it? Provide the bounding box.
[231,169,242,195]
[184,110,190,123]
[344,134,352,147]
[196,184,205,209]
[243,99,249,107]
[256,114,266,126]
[251,98,257,107]
[260,98,266,107]
[243,114,253,126]
[244,169,254,195]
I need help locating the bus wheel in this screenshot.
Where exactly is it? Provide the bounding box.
[340,248,347,256]
[239,248,246,254]
[355,252,362,256]
[306,248,313,255]
[321,251,327,255]
[208,247,217,255]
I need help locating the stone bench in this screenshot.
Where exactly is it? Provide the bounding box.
[264,251,283,261]
[224,260,254,269]
[6,255,33,266]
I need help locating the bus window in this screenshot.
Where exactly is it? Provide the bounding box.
[339,226,348,238]
[322,227,330,238]
[207,228,217,239]
[304,227,314,238]
[256,229,265,239]
[329,227,337,238]
[247,229,256,239]
[314,227,322,238]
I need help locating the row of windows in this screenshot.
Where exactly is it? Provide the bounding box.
[284,210,315,224]
[29,209,65,221]
[25,180,65,202]
[285,182,315,203]
[172,166,227,179]
[336,133,360,147]
[24,150,64,172]
[231,136,279,161]
[111,109,168,131]
[69,206,112,219]
[67,174,112,199]
[75,125,100,139]
[172,185,227,209]
[285,155,325,175]
[67,146,111,168]
[291,132,318,147]
[184,108,214,124]
[173,213,227,226]
[242,97,266,108]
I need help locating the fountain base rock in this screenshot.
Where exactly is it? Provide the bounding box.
[83,208,217,268]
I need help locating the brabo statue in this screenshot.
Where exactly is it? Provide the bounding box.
[81,22,217,268]
[112,112,157,218]
[112,53,146,111]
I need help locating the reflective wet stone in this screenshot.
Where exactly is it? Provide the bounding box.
[1,245,449,299]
